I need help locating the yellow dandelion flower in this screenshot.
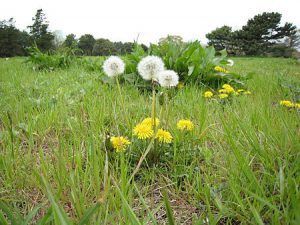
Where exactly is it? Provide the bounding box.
[280,100,294,108]
[222,84,232,89]
[214,66,229,73]
[177,119,194,131]
[204,91,213,98]
[110,136,131,152]
[141,117,160,127]
[295,103,300,109]
[219,93,229,99]
[233,91,239,96]
[177,82,184,89]
[133,123,154,139]
[222,84,235,93]
[155,129,173,143]
[218,89,227,94]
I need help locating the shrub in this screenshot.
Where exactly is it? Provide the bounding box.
[26,45,78,71]
[78,57,104,72]
[267,44,296,58]
[117,41,249,89]
[150,40,246,85]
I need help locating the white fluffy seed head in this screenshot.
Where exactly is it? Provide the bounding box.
[137,56,165,81]
[103,56,125,77]
[227,59,234,67]
[158,70,179,87]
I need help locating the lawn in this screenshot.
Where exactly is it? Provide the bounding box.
[0,57,300,224]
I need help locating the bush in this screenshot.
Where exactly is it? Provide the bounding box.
[26,46,78,71]
[78,57,104,72]
[267,44,296,58]
[117,41,249,89]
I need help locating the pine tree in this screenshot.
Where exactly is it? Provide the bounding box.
[233,12,296,55]
[205,26,233,52]
[27,9,54,52]
[0,18,30,57]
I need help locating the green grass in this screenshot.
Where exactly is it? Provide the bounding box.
[0,57,300,224]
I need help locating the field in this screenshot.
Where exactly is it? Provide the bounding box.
[0,57,300,224]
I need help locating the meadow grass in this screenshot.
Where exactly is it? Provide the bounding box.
[0,57,299,224]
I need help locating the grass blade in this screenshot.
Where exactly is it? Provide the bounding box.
[36,207,53,225]
[22,205,41,225]
[0,210,9,225]
[0,201,23,225]
[36,172,72,225]
[78,202,101,225]
[162,190,176,225]
[112,178,141,225]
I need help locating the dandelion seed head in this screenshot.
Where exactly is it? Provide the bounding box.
[103,56,125,77]
[158,70,179,87]
[137,56,165,81]
[227,59,234,66]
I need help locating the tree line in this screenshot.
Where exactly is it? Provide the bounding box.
[206,12,299,57]
[1,10,299,58]
[64,33,147,56]
[0,9,145,57]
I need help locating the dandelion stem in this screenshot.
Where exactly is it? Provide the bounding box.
[115,76,130,128]
[152,81,157,154]
[165,91,170,128]
[128,138,154,184]
[7,111,14,159]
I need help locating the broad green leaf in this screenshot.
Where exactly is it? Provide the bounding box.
[188,66,195,76]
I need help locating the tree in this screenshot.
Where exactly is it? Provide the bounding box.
[78,34,95,55]
[284,29,300,50]
[233,12,296,55]
[113,41,133,55]
[27,9,54,51]
[120,42,134,54]
[267,44,295,57]
[92,38,114,56]
[206,26,233,51]
[18,31,31,55]
[159,35,183,45]
[63,33,77,48]
[206,12,297,56]
[140,43,148,52]
[91,39,133,56]
[0,18,30,57]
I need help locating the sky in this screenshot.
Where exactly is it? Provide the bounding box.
[1,0,299,45]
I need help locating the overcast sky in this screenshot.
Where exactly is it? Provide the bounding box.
[1,0,299,44]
